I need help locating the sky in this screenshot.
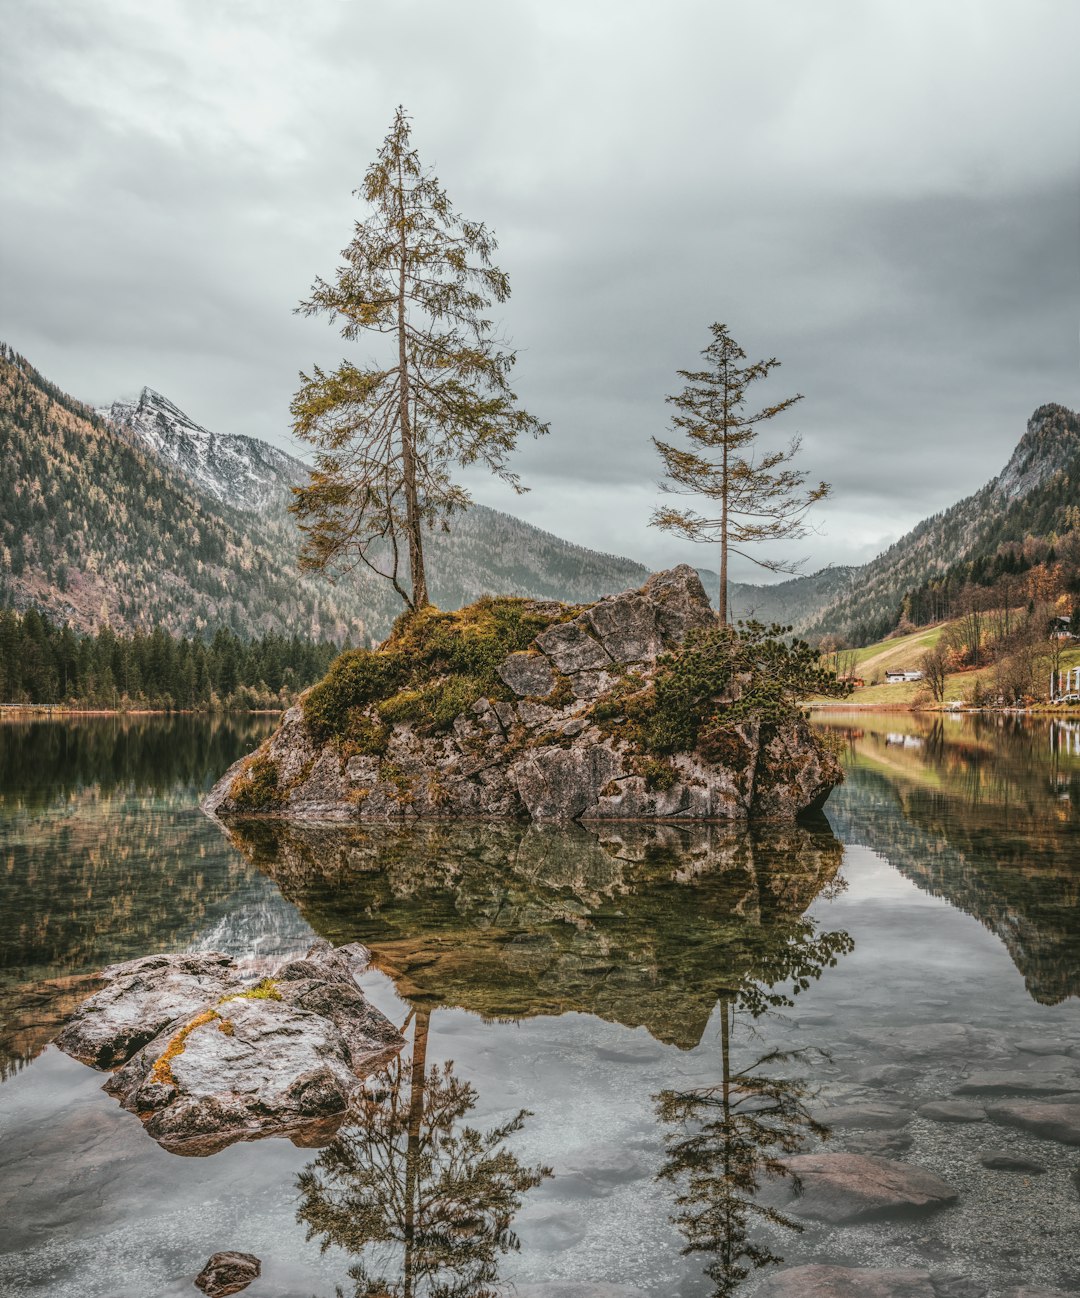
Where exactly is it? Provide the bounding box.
[2,0,1078,584]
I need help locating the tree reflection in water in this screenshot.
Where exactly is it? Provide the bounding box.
[297,1009,552,1298]
[655,925,852,1296]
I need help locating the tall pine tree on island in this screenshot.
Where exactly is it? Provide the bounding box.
[651,323,830,624]
[290,106,548,611]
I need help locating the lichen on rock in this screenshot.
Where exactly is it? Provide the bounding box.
[204,566,846,825]
[55,941,404,1155]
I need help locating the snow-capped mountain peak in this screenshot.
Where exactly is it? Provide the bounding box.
[99,387,307,513]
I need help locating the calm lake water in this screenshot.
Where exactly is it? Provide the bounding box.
[0,712,1078,1296]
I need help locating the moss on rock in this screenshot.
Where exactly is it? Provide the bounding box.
[228,752,284,810]
[303,597,567,746]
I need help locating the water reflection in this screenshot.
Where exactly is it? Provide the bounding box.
[0,715,284,1080]
[817,711,1080,1003]
[297,1011,551,1298]
[221,818,849,1047]
[225,819,854,1294]
[656,999,827,1298]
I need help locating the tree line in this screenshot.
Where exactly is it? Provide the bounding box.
[0,608,339,709]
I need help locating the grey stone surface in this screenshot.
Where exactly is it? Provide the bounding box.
[988,1100,1080,1145]
[979,1150,1047,1172]
[817,1101,913,1129]
[194,1251,261,1296]
[849,1022,991,1059]
[999,1289,1078,1298]
[205,566,842,825]
[955,1070,1079,1096]
[498,651,555,697]
[54,952,244,1070]
[56,941,403,1156]
[534,620,613,673]
[918,1100,988,1123]
[783,1152,959,1223]
[755,1265,938,1297]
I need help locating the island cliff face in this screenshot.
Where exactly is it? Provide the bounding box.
[204,566,841,824]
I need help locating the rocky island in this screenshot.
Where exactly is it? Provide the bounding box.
[205,567,843,824]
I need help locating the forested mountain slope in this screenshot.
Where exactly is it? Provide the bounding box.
[800,403,1080,643]
[0,347,652,641]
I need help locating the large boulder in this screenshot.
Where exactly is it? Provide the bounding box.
[55,952,245,1070]
[987,1099,1080,1145]
[55,941,404,1155]
[205,566,842,825]
[781,1152,959,1223]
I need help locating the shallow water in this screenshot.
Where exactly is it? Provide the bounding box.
[0,712,1078,1296]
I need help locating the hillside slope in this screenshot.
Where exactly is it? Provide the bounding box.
[744,403,1080,643]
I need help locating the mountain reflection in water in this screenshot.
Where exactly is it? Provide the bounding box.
[817,711,1080,1003]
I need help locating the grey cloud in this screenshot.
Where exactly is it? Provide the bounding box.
[2,0,1077,584]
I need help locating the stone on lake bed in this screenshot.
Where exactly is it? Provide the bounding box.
[855,1063,918,1089]
[194,1251,260,1297]
[841,1130,914,1157]
[781,1153,959,1223]
[955,1070,1078,1096]
[1000,1290,1079,1298]
[978,1150,1047,1172]
[848,1022,994,1060]
[918,1100,988,1123]
[815,1101,912,1129]
[1016,1037,1074,1056]
[987,1100,1080,1146]
[754,1264,938,1297]
[54,941,404,1155]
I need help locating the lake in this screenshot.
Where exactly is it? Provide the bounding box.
[0,712,1078,1297]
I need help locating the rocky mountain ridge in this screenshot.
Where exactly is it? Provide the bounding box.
[100,387,308,512]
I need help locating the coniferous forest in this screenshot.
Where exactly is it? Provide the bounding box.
[0,609,339,709]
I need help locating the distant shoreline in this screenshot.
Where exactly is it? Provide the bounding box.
[0,706,286,719]
[808,701,1080,716]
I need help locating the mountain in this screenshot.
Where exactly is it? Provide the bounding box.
[100,387,307,512]
[0,346,653,642]
[734,403,1080,643]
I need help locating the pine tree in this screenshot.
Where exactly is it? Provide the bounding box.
[290,106,547,611]
[652,324,830,624]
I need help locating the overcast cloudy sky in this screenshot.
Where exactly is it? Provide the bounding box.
[2,0,1077,582]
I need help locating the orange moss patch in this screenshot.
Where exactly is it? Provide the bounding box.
[149,1009,219,1085]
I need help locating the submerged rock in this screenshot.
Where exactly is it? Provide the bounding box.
[55,941,404,1155]
[782,1152,959,1223]
[979,1150,1047,1172]
[194,1252,260,1296]
[987,1099,1080,1146]
[955,1070,1079,1096]
[755,1265,936,1297]
[204,567,842,825]
[918,1100,988,1124]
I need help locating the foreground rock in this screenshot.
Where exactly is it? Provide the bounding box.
[194,1252,260,1297]
[987,1100,1080,1146]
[755,1266,986,1298]
[55,942,404,1155]
[55,952,243,1070]
[205,567,842,825]
[782,1152,959,1223]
